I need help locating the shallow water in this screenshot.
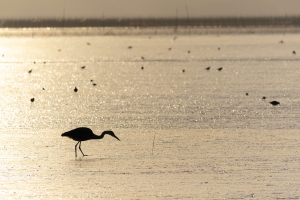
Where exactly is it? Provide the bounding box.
[1,31,300,199]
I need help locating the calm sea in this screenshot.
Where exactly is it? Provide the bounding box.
[0,28,300,199]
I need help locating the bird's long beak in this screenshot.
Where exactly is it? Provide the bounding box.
[113,135,120,141]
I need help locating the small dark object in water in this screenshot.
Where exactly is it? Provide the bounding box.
[262,96,266,100]
[168,47,172,51]
[93,83,97,86]
[33,62,36,64]
[90,79,93,82]
[246,93,248,96]
[81,66,85,69]
[187,50,191,54]
[293,51,296,54]
[218,67,223,71]
[61,127,120,157]
[87,42,90,45]
[30,98,35,102]
[74,87,78,92]
[42,88,45,90]
[182,69,185,73]
[141,66,144,70]
[269,101,280,106]
[218,47,221,50]
[28,69,32,73]
[141,56,145,60]
[58,49,61,51]
[279,40,284,43]
[206,66,210,70]
[128,46,132,49]
[44,62,46,64]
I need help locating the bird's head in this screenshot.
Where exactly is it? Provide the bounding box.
[103,130,120,141]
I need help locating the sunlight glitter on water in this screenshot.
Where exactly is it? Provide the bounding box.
[1,31,300,199]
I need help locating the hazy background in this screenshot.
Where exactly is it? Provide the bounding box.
[0,0,300,19]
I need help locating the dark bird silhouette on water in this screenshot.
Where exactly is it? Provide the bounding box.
[74,87,78,92]
[30,98,35,102]
[141,56,145,60]
[293,51,296,55]
[128,46,132,49]
[182,69,185,73]
[206,66,210,70]
[168,47,172,51]
[28,69,32,73]
[269,101,280,106]
[187,50,191,54]
[262,96,266,100]
[81,66,85,69]
[92,83,97,86]
[61,127,120,157]
[246,93,248,96]
[218,67,223,71]
[141,66,144,70]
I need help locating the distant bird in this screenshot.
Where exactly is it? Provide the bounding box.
[218,47,221,50]
[128,46,132,49]
[187,50,191,54]
[218,67,223,71]
[182,69,185,73]
[90,79,93,82]
[81,66,85,69]
[262,96,266,100]
[206,66,210,70]
[33,62,36,64]
[279,40,284,43]
[58,49,61,51]
[168,47,172,51]
[141,66,144,70]
[42,88,45,90]
[246,93,248,96]
[30,98,35,102]
[44,62,46,64]
[269,101,280,106]
[87,42,90,45]
[293,51,296,55]
[28,69,32,73]
[141,56,145,60]
[92,83,97,86]
[74,87,78,92]
[61,127,120,157]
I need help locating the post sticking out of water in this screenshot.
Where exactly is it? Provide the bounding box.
[152,132,156,155]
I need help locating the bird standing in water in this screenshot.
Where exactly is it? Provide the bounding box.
[61,127,120,157]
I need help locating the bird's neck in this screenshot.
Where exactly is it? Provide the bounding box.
[90,133,105,140]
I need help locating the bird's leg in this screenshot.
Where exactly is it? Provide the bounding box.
[79,141,88,156]
[75,141,80,157]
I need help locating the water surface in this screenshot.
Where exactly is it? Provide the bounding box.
[0,30,300,199]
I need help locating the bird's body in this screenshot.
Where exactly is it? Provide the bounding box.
[269,101,280,106]
[206,66,210,70]
[61,127,120,157]
[218,67,223,71]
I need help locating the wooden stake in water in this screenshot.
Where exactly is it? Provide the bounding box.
[152,132,156,155]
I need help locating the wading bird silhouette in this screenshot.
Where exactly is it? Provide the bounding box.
[61,127,120,157]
